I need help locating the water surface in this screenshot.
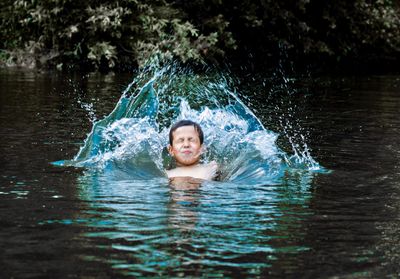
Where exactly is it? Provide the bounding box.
[1,68,400,278]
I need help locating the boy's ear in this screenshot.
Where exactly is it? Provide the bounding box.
[200,144,206,154]
[167,145,174,156]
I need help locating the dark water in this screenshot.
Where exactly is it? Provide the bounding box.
[1,68,400,278]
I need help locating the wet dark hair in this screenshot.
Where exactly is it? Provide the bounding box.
[169,120,204,145]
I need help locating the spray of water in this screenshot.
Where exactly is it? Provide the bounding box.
[56,62,324,184]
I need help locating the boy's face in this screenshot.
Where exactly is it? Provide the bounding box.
[168,125,203,167]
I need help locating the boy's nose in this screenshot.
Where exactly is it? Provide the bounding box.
[183,139,190,146]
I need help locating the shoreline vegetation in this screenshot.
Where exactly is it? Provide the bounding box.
[1,0,400,74]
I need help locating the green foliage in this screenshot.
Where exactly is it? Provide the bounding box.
[0,0,233,70]
[177,0,400,65]
[1,0,400,71]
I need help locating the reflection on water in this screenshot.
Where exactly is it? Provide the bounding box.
[70,167,316,277]
[1,69,400,277]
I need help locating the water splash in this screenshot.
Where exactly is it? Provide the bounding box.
[77,100,97,123]
[56,63,324,184]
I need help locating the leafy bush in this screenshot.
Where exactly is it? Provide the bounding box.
[1,0,400,71]
[0,0,233,70]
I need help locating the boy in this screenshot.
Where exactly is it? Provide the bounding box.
[166,120,218,181]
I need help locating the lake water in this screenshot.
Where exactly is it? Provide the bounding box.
[1,67,400,278]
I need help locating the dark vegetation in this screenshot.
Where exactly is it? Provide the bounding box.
[1,0,400,73]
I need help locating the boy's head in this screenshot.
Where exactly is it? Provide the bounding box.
[169,120,204,145]
[168,120,204,167]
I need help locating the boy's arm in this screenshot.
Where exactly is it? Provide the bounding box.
[209,161,221,181]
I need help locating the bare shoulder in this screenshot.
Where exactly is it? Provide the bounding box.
[166,168,179,178]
